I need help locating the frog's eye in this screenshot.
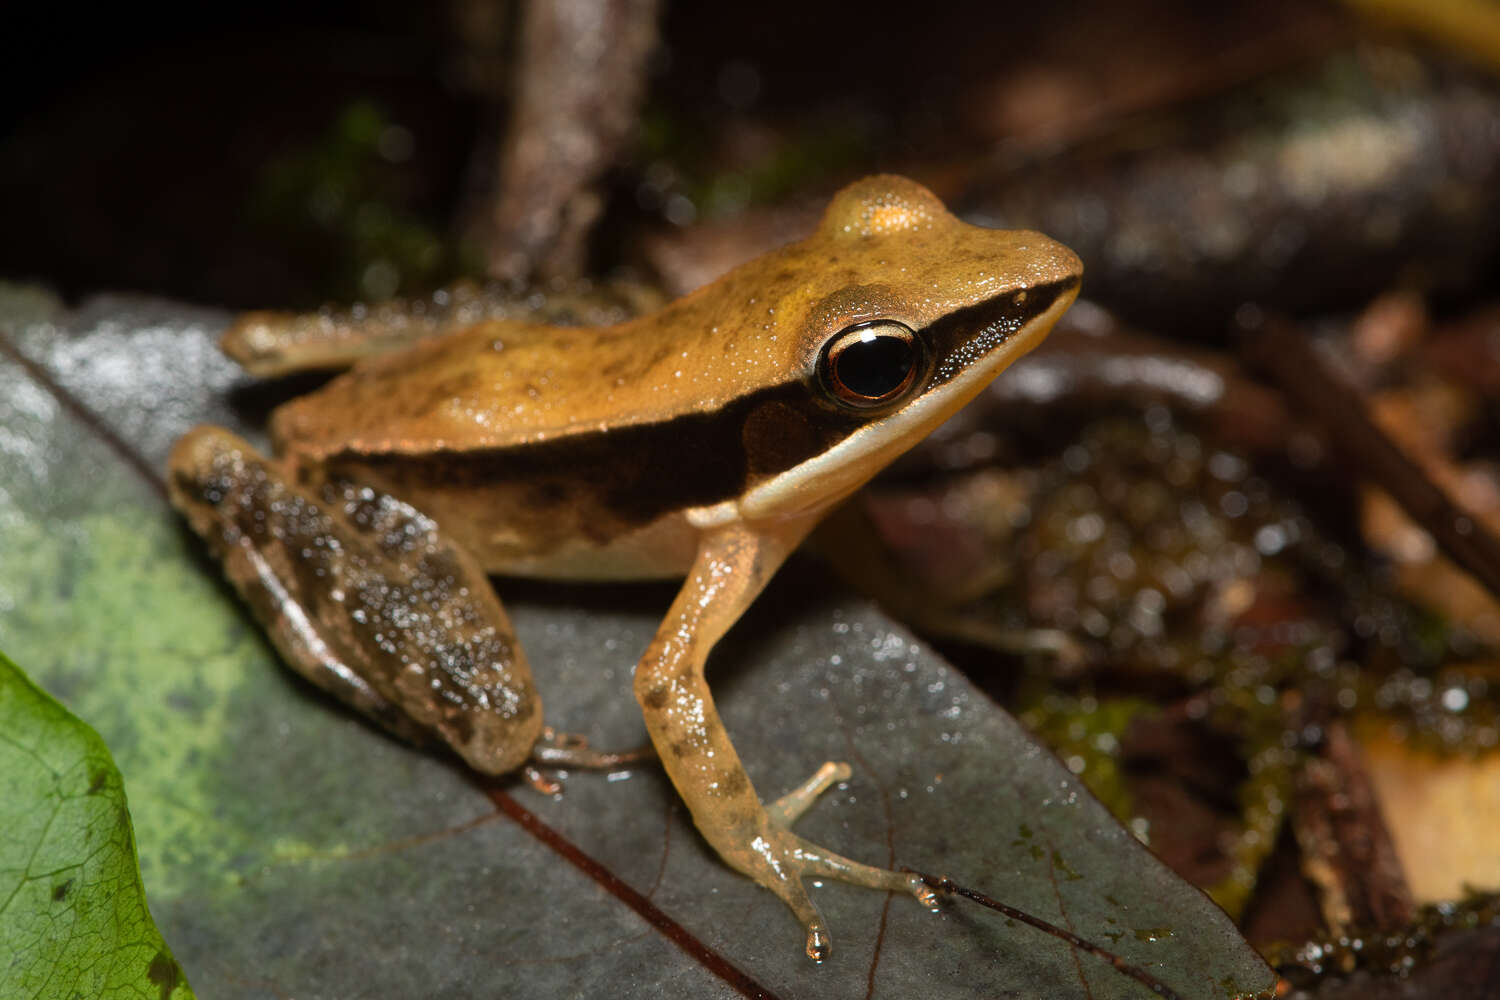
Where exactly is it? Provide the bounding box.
[817,321,925,409]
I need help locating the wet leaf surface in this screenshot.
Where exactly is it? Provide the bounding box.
[0,650,195,1000]
[0,284,1275,998]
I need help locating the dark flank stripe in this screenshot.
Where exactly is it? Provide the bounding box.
[334,379,867,531]
[331,276,1076,534]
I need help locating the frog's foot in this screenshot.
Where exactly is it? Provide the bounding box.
[519,729,655,795]
[745,762,941,961]
[529,727,656,769]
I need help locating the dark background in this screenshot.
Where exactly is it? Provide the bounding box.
[1,1,1312,308]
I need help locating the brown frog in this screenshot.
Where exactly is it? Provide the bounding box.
[167,175,1082,960]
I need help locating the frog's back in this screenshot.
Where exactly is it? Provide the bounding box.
[264,254,829,581]
[269,255,817,464]
[271,319,673,459]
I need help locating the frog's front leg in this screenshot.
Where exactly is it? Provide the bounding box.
[634,521,938,961]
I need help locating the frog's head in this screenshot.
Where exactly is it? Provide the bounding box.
[733,174,1082,520]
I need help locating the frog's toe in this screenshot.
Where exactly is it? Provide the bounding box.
[804,918,832,963]
[783,833,943,912]
[529,729,655,769]
[539,726,590,750]
[751,832,940,959]
[523,765,563,796]
[767,761,852,827]
[909,875,942,911]
[762,868,833,962]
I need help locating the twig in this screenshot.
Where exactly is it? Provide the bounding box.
[1239,308,1500,603]
[903,869,1188,1000]
[481,0,661,282]
[1293,721,1414,935]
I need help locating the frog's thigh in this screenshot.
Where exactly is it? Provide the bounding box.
[633,522,934,960]
[167,426,542,774]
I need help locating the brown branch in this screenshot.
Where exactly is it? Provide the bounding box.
[1292,722,1414,935]
[483,0,661,283]
[1238,308,1500,603]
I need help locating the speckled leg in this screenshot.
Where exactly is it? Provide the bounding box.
[167,426,543,775]
[633,521,938,962]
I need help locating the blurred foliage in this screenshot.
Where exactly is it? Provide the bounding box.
[635,104,873,223]
[250,101,478,302]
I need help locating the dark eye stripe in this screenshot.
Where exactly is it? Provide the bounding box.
[818,321,924,409]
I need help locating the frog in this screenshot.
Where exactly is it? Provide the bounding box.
[166,174,1082,961]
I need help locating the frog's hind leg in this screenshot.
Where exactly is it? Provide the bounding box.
[167,426,543,775]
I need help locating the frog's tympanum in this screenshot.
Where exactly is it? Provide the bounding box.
[168,175,1082,960]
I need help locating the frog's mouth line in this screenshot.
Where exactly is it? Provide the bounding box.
[739,277,1080,520]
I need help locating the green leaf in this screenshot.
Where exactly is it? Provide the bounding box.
[0,651,195,1000]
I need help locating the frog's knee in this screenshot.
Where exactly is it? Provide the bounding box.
[168,426,256,494]
[452,695,543,775]
[166,428,275,540]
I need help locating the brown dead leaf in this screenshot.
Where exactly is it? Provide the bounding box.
[1361,726,1500,902]
[1360,382,1500,643]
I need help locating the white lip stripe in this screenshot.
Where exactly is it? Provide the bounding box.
[738,286,1079,521]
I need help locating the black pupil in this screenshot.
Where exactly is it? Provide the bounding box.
[836,332,914,398]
